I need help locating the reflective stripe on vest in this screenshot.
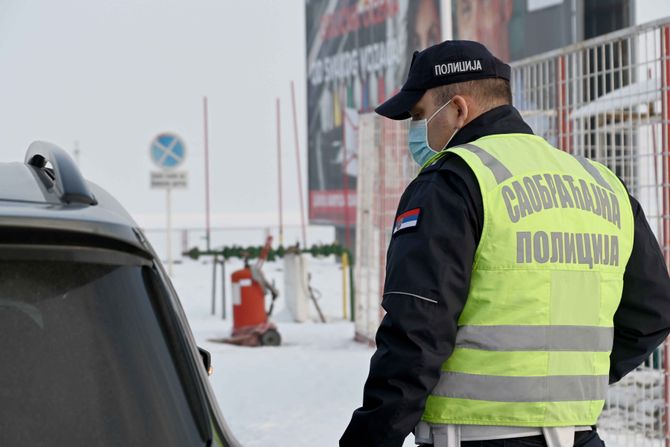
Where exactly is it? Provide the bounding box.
[455,325,614,352]
[421,134,635,428]
[459,143,513,183]
[432,373,609,402]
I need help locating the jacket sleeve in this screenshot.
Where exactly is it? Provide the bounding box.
[340,158,482,447]
[610,195,670,384]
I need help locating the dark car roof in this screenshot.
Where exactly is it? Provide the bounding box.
[0,143,149,255]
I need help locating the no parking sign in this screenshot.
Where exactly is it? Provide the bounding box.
[149,132,188,276]
[150,132,188,189]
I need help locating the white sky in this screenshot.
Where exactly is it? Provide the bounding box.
[0,0,307,229]
[1,0,669,232]
[636,0,670,25]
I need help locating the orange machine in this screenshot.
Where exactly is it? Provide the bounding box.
[231,268,268,330]
[224,237,281,347]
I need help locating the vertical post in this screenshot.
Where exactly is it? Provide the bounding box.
[349,252,355,323]
[557,55,572,153]
[341,251,349,320]
[378,122,386,326]
[203,96,212,251]
[166,184,173,276]
[660,25,670,447]
[342,107,352,252]
[221,258,226,320]
[440,0,453,40]
[276,98,285,246]
[211,254,218,315]
[290,81,308,248]
[662,27,670,269]
[343,159,351,251]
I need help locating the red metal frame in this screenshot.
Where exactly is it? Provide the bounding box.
[378,119,388,325]
[660,25,670,447]
[662,28,670,269]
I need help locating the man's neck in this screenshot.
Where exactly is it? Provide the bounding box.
[447,104,534,149]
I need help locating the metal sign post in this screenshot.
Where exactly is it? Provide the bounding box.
[166,183,172,276]
[149,132,188,277]
[211,254,218,315]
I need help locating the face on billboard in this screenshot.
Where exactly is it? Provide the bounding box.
[411,0,442,51]
[456,0,513,62]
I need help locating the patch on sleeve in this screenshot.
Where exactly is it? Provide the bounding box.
[393,208,421,235]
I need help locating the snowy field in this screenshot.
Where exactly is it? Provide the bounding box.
[169,256,417,447]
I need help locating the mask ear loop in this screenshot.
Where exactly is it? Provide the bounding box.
[427,98,452,124]
[425,98,453,152]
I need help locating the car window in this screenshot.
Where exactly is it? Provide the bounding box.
[0,260,204,447]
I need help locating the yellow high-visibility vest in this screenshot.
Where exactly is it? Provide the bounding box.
[422,134,634,427]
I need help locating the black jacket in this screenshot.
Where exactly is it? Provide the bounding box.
[340,105,670,447]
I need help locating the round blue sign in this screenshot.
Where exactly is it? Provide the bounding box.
[150,133,186,169]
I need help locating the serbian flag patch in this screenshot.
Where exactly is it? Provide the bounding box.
[393,208,421,235]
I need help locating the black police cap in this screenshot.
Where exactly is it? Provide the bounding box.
[376,40,511,120]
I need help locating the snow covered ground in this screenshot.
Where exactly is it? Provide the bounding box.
[170,256,417,446]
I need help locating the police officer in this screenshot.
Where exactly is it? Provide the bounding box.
[340,40,670,447]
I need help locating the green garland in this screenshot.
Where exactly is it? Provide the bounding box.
[183,243,353,263]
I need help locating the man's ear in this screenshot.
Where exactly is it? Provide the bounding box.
[451,95,469,128]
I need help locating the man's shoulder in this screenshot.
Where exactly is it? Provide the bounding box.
[418,151,478,184]
[399,151,482,215]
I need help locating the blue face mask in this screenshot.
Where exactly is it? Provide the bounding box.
[408,99,459,167]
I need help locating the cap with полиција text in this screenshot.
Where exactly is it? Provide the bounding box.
[376,40,511,120]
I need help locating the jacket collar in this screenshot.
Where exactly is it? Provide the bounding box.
[447,105,534,149]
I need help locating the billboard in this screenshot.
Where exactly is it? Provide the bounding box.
[306,0,442,226]
[451,0,573,63]
[451,0,632,63]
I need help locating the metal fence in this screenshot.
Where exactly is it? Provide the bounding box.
[353,16,670,446]
[354,114,416,343]
[511,16,670,446]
